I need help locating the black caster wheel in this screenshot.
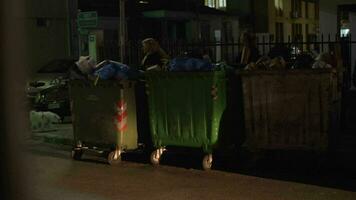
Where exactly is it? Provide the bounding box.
[107,151,121,165]
[150,149,161,166]
[71,149,83,160]
[202,154,213,171]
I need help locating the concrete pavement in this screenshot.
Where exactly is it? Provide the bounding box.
[23,142,356,200]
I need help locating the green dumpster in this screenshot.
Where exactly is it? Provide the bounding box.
[69,80,138,164]
[145,71,227,170]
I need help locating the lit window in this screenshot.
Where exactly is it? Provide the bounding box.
[274,0,284,16]
[274,0,283,10]
[205,0,214,8]
[218,0,226,8]
[341,28,350,37]
[205,0,226,9]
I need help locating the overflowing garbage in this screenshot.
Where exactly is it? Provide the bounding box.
[30,111,61,131]
[233,31,341,71]
[244,56,287,70]
[93,60,141,80]
[241,50,338,71]
[70,56,141,81]
[57,34,343,170]
[168,57,215,71]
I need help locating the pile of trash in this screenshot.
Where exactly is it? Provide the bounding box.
[30,111,61,132]
[165,49,226,72]
[243,51,336,71]
[168,57,215,72]
[70,56,141,81]
[244,56,287,71]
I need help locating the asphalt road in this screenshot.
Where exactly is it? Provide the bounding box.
[19,141,356,200]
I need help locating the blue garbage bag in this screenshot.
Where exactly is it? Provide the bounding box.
[168,57,215,71]
[93,61,140,80]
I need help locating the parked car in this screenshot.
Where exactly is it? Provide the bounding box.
[27,59,76,120]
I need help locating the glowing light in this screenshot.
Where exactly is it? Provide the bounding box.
[205,0,226,9]
[274,0,284,12]
[139,1,149,4]
[341,28,350,37]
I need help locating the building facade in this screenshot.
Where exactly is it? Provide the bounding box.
[77,0,239,63]
[25,0,73,73]
[221,0,319,42]
[271,0,319,42]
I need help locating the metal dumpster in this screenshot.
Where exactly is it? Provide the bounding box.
[238,69,340,152]
[69,80,138,164]
[145,71,227,170]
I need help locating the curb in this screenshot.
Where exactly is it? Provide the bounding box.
[32,135,74,146]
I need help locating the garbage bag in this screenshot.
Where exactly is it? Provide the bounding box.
[168,57,215,71]
[93,61,140,80]
[70,56,96,80]
[292,53,314,69]
[30,111,61,131]
[312,53,333,69]
[312,61,332,69]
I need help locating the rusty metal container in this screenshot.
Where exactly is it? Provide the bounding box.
[238,69,340,152]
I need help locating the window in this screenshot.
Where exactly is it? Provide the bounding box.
[292,23,303,41]
[291,0,302,18]
[305,2,309,18]
[218,0,226,8]
[275,0,284,17]
[223,22,233,42]
[341,28,350,37]
[201,22,211,41]
[275,22,284,42]
[204,0,226,9]
[205,0,214,8]
[315,1,319,19]
[305,24,310,50]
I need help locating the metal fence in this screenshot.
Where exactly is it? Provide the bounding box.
[98,34,355,68]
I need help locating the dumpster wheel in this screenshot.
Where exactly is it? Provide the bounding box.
[150,148,164,166]
[202,154,213,170]
[71,149,83,160]
[107,151,121,165]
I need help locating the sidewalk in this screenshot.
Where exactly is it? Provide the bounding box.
[31,123,74,146]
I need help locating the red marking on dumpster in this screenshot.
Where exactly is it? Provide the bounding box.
[115,100,128,132]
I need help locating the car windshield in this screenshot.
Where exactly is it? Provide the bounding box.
[37,59,76,73]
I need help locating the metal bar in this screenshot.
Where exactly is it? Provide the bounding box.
[321,34,324,52]
[262,35,266,55]
[119,0,126,63]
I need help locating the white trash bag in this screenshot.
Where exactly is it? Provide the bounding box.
[30,111,61,132]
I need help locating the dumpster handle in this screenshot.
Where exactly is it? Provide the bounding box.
[94,75,100,86]
[119,87,124,151]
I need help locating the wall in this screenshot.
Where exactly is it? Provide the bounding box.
[26,0,72,75]
[319,10,338,36]
[227,0,251,16]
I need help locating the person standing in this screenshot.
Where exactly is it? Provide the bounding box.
[141,38,169,71]
[236,32,260,68]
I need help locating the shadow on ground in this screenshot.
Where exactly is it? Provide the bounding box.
[28,140,356,192]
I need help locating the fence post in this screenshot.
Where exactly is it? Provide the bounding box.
[262,35,266,55]
[269,34,273,54]
[321,34,324,52]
